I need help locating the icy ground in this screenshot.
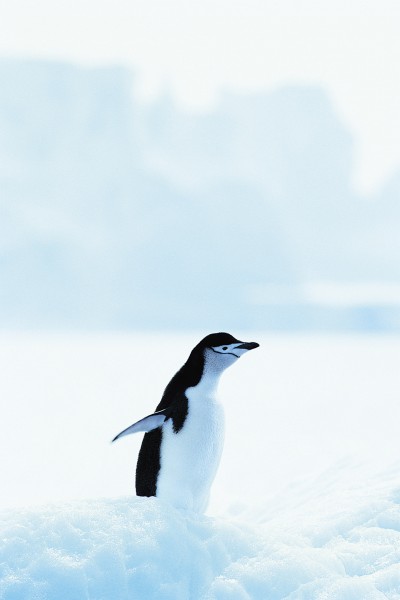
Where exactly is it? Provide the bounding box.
[2,465,400,599]
[1,334,400,598]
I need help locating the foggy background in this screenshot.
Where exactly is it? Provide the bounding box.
[1,1,400,332]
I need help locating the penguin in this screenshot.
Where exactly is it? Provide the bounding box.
[112,332,259,512]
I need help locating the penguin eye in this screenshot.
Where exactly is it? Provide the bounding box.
[222,346,228,351]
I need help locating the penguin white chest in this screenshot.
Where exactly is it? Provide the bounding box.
[156,377,225,512]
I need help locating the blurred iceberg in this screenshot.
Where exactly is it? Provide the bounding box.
[0,59,399,330]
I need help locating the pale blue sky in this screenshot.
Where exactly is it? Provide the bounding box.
[1,0,400,195]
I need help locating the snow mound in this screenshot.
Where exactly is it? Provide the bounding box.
[0,497,257,600]
[2,477,400,600]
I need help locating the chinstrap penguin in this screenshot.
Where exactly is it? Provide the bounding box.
[112,332,259,512]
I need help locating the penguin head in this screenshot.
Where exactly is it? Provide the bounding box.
[196,332,259,374]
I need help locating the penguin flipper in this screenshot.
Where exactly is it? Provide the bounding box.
[112,409,168,442]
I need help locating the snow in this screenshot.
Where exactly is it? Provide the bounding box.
[1,333,400,598]
[2,468,400,599]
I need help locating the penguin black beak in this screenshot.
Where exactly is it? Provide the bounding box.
[235,342,259,350]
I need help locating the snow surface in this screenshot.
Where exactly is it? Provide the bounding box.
[1,333,400,598]
[2,466,400,599]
